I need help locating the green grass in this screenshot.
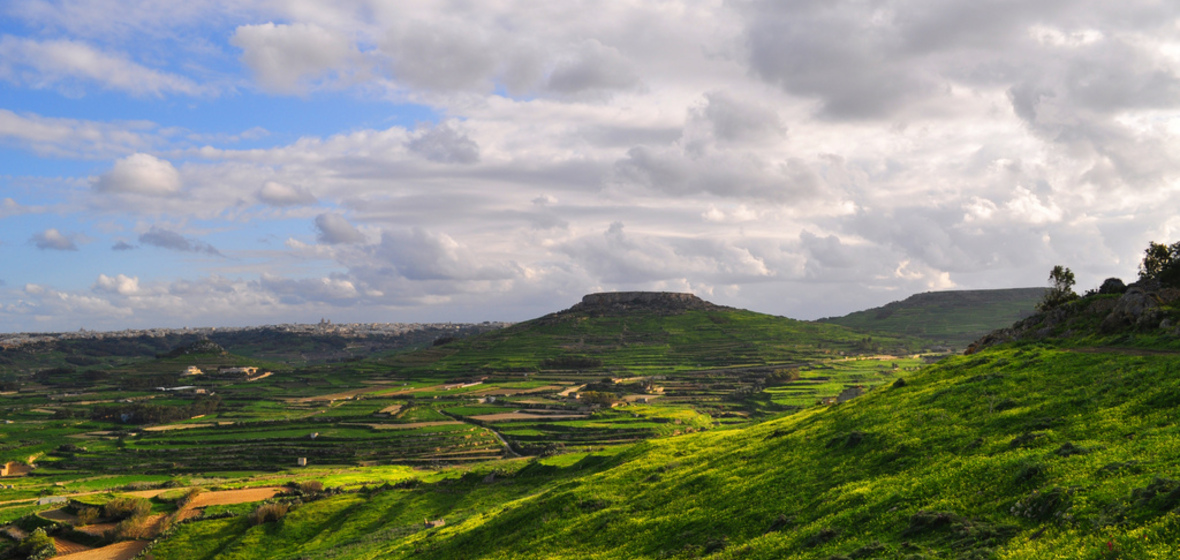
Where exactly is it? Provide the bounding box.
[144,340,1180,559]
[820,287,1046,348]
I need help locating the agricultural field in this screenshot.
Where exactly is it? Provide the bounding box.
[4,290,1061,558]
[0,298,936,479]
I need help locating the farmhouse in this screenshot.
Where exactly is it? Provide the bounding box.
[182,366,204,376]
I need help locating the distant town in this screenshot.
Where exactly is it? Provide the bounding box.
[0,319,514,349]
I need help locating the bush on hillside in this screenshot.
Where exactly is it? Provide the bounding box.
[76,507,100,526]
[248,503,289,525]
[103,497,151,520]
[14,527,56,560]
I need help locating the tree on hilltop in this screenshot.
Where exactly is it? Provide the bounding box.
[1037,265,1078,311]
[1139,241,1180,287]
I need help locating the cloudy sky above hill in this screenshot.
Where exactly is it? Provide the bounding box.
[3,0,1180,332]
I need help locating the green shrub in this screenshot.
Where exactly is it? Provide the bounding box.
[14,527,56,560]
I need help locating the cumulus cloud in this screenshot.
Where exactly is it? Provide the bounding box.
[612,147,824,202]
[260,274,361,305]
[257,181,317,206]
[93,153,182,196]
[10,0,1180,329]
[546,40,642,97]
[111,241,136,251]
[2,197,45,218]
[138,227,222,256]
[561,222,773,285]
[314,213,366,245]
[408,123,480,164]
[384,22,497,91]
[0,109,157,159]
[0,35,206,96]
[692,91,785,143]
[30,228,78,251]
[230,22,358,94]
[92,273,139,295]
[376,228,515,281]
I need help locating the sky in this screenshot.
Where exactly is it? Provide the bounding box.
[2,0,1180,332]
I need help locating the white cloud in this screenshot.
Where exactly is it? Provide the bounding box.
[138,227,222,256]
[93,273,140,295]
[408,123,480,164]
[0,109,157,159]
[230,22,358,94]
[93,153,182,196]
[30,228,78,251]
[7,0,1180,330]
[257,181,317,206]
[314,213,366,245]
[0,35,206,96]
[546,40,643,98]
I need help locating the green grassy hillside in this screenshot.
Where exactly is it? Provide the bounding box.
[818,288,1046,348]
[146,338,1180,559]
[385,304,925,375]
[0,294,931,475]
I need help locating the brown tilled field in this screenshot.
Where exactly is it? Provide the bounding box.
[75,522,117,537]
[55,540,149,560]
[53,537,93,555]
[39,507,79,523]
[184,487,283,508]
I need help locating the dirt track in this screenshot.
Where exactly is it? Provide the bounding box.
[470,412,589,422]
[142,423,215,432]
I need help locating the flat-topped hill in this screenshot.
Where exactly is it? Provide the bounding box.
[385,291,925,375]
[562,292,729,316]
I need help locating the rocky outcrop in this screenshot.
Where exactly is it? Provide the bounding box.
[557,292,729,317]
[1099,288,1164,332]
[966,285,1179,354]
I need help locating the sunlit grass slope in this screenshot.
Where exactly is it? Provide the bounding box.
[152,341,1180,559]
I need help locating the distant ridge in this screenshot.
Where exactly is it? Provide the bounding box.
[560,291,731,317]
[818,287,1046,348]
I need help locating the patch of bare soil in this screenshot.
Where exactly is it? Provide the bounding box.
[75,522,117,537]
[184,487,283,508]
[289,385,393,403]
[379,404,403,415]
[39,508,79,524]
[53,537,93,555]
[476,385,564,396]
[55,540,149,560]
[142,423,214,432]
